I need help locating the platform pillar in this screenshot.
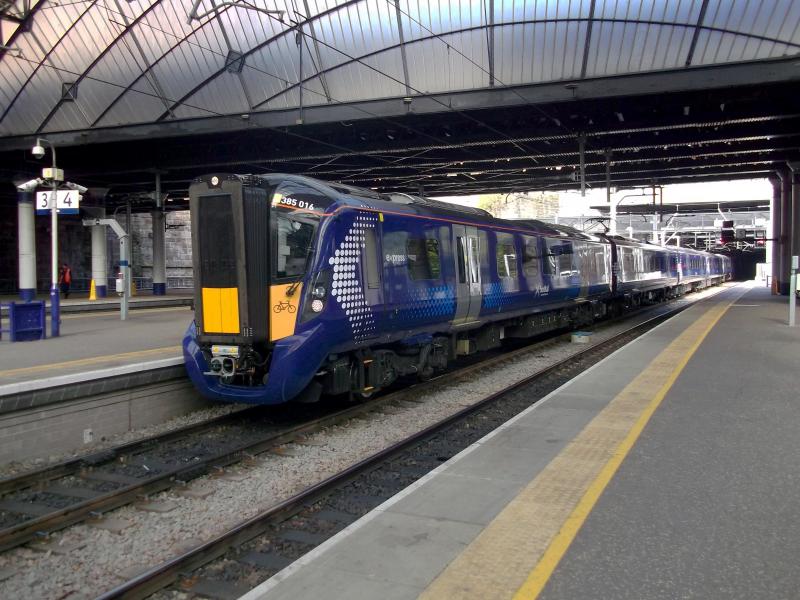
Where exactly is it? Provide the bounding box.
[770,176,781,293]
[17,191,37,302]
[789,163,800,272]
[151,210,166,295]
[152,173,166,295]
[91,209,108,298]
[778,168,792,295]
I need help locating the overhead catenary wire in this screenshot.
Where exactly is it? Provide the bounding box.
[257,3,570,170]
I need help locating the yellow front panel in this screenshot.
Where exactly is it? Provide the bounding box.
[220,287,240,334]
[202,287,240,334]
[270,283,302,341]
[202,288,222,333]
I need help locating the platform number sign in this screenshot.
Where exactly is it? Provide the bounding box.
[36,190,81,215]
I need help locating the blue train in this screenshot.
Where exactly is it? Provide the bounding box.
[183,173,731,405]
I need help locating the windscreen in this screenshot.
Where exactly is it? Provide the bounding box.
[275,210,318,279]
[270,181,333,281]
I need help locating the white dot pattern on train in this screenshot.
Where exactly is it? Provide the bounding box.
[329,214,378,342]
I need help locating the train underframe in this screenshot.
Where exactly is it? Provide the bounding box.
[307,277,724,404]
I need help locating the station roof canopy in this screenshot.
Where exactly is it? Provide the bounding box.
[1,0,800,200]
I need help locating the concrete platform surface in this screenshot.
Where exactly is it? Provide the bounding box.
[0,305,190,386]
[240,282,800,600]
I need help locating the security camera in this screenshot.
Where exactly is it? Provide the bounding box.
[16,178,43,192]
[64,181,88,194]
[31,145,45,159]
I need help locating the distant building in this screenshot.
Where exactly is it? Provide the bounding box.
[477,192,560,219]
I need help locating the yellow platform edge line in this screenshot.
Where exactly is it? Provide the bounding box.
[512,300,734,600]
[0,345,182,378]
[61,306,189,320]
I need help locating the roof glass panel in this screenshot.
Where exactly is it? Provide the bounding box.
[1,0,799,138]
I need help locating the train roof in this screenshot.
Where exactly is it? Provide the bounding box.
[229,173,725,255]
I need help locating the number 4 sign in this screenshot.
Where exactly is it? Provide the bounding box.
[36,190,81,215]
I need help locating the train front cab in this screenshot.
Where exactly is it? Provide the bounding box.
[184,174,336,404]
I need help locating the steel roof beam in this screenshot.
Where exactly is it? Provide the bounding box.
[392,0,411,97]
[685,0,710,67]
[580,0,596,79]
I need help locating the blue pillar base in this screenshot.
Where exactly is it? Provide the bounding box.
[50,287,60,337]
[19,288,35,302]
[96,285,108,298]
[153,282,166,295]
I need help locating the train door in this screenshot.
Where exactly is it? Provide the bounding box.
[361,217,383,339]
[452,225,482,325]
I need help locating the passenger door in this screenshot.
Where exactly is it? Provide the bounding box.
[452,225,482,325]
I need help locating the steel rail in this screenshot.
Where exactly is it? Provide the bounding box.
[0,408,258,496]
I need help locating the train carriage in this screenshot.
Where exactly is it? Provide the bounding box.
[184,173,731,406]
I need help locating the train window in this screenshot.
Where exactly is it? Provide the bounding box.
[545,239,573,277]
[364,229,381,289]
[622,247,635,280]
[456,237,467,284]
[522,236,540,280]
[406,237,441,280]
[469,236,482,284]
[573,242,589,280]
[275,211,317,279]
[594,247,607,282]
[427,239,441,278]
[495,233,518,278]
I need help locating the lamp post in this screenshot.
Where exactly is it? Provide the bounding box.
[32,137,62,337]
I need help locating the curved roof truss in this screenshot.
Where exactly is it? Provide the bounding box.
[1,0,799,140]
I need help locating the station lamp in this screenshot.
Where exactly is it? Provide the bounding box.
[31,137,63,337]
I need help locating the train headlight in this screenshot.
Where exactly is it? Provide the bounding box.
[311,299,324,313]
[312,285,326,299]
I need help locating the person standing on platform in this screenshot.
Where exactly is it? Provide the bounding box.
[58,263,72,299]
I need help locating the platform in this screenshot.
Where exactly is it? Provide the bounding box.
[0,304,191,387]
[242,282,800,600]
[0,302,206,463]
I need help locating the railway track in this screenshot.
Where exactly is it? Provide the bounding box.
[94,299,703,600]
[0,320,562,553]
[0,290,718,559]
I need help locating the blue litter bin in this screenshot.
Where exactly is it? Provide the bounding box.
[0,301,46,342]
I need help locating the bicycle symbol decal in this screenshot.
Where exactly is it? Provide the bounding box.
[273,300,296,314]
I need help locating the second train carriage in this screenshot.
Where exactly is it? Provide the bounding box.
[183,173,731,405]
